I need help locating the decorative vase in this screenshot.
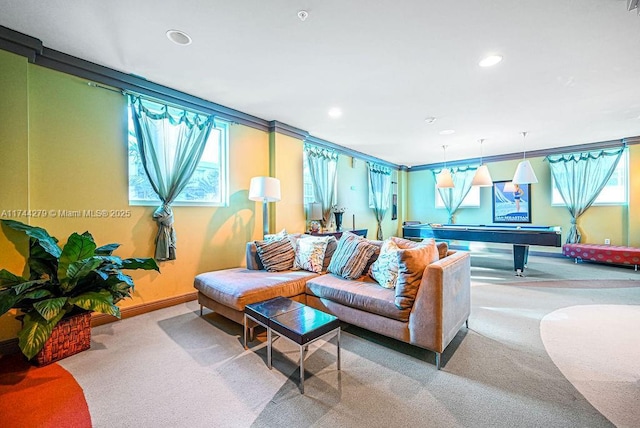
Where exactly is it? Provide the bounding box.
[334,212,343,232]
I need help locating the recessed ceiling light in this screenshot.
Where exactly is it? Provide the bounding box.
[439,129,455,135]
[479,55,503,67]
[298,10,309,21]
[328,107,342,118]
[424,116,437,124]
[166,29,192,46]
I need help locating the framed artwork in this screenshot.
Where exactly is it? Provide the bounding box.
[492,181,531,223]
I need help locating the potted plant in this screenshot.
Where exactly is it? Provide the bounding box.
[0,219,160,363]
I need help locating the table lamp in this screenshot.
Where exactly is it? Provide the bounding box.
[249,176,281,237]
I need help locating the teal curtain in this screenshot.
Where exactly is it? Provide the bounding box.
[129,95,215,260]
[368,162,392,240]
[433,166,477,224]
[304,144,338,227]
[546,148,624,244]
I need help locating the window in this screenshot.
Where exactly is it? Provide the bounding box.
[128,106,229,206]
[435,185,480,208]
[551,149,627,206]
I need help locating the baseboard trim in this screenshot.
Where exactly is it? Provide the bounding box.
[92,291,198,327]
[0,292,199,355]
[0,338,19,356]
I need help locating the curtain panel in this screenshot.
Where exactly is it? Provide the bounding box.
[432,166,477,224]
[546,147,624,244]
[304,144,339,227]
[129,95,216,260]
[368,162,392,240]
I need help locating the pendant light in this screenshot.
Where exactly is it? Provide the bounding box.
[436,145,454,188]
[512,131,538,184]
[472,138,493,187]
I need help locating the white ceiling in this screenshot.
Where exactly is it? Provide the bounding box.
[2,0,640,166]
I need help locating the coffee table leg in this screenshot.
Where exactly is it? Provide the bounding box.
[337,328,341,371]
[267,327,272,369]
[299,344,305,394]
[243,314,247,349]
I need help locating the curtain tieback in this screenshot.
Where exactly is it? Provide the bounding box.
[153,204,174,227]
[570,218,577,225]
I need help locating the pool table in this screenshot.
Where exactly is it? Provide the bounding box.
[402,223,562,276]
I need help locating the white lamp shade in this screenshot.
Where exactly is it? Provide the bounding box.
[472,165,493,187]
[512,160,538,184]
[436,169,455,188]
[503,181,517,192]
[249,176,281,202]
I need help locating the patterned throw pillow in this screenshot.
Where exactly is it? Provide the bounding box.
[254,234,295,272]
[294,236,331,273]
[369,238,400,288]
[328,231,378,280]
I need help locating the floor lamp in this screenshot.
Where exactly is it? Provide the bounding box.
[249,176,281,237]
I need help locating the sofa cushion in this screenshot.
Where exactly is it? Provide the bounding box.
[327,231,378,280]
[254,234,295,272]
[368,238,400,289]
[294,235,331,273]
[194,268,318,311]
[306,274,411,322]
[395,240,439,309]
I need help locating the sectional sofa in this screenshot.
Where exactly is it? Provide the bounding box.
[194,233,471,369]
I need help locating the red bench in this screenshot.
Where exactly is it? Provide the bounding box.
[562,243,640,271]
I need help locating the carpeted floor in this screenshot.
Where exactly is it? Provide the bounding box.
[2,252,640,427]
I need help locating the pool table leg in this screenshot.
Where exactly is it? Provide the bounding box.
[513,244,529,276]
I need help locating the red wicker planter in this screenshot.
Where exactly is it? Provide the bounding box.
[35,311,91,366]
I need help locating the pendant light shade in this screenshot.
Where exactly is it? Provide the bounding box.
[512,160,538,184]
[472,139,493,186]
[512,132,538,184]
[472,164,493,186]
[436,145,455,188]
[436,169,454,188]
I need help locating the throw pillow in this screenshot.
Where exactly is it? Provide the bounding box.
[294,236,331,273]
[369,238,400,289]
[254,235,295,272]
[328,231,378,280]
[437,241,449,259]
[391,236,436,249]
[264,228,288,242]
[395,239,439,309]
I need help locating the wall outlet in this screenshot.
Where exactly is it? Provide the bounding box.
[604,238,611,245]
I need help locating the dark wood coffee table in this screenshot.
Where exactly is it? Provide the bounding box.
[244,296,341,394]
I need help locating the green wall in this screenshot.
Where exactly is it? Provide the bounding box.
[407,149,640,250]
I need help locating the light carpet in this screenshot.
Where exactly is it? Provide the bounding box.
[51,253,640,427]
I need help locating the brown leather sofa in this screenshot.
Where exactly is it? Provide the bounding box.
[194,237,471,369]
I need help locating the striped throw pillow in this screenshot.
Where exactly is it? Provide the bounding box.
[255,235,295,272]
[328,231,378,280]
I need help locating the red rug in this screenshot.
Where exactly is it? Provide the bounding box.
[0,354,91,428]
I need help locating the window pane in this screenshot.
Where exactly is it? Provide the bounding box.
[435,185,480,208]
[128,106,228,206]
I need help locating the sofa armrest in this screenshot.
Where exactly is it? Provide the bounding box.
[408,250,471,353]
[245,242,264,270]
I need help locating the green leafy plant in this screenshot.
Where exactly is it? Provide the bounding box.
[0,220,160,360]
